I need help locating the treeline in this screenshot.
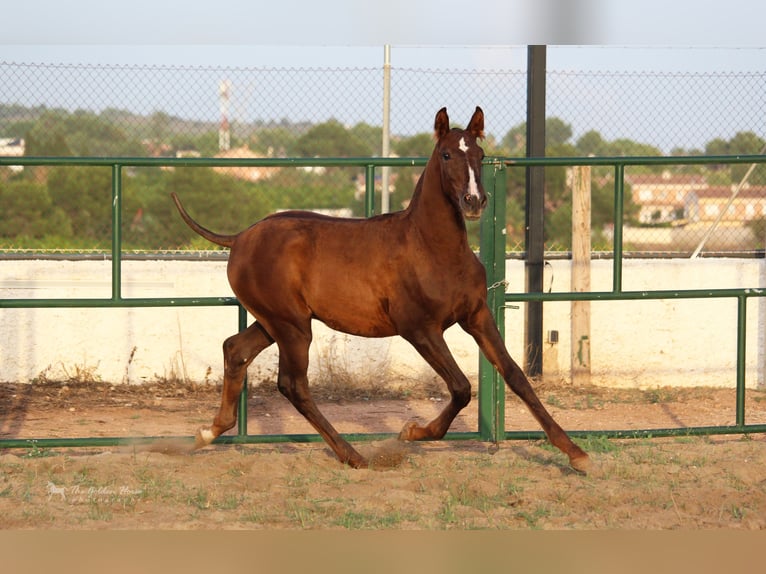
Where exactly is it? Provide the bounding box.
[1,105,764,251]
[0,165,365,250]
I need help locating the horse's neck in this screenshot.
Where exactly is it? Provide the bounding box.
[406,159,467,243]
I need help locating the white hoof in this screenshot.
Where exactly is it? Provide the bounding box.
[195,427,216,448]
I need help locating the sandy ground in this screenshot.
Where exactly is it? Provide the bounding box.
[1,379,766,529]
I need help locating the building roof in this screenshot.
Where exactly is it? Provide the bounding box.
[626,172,707,186]
[689,186,766,200]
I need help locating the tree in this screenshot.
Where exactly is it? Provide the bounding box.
[501,122,527,154]
[24,109,143,156]
[705,138,729,156]
[575,130,606,156]
[149,111,172,141]
[24,111,72,155]
[46,166,112,242]
[603,139,662,158]
[349,122,382,155]
[248,126,298,156]
[704,132,766,183]
[501,117,573,155]
[393,133,434,157]
[728,132,766,184]
[546,117,573,147]
[0,180,72,239]
[293,119,374,157]
[728,131,764,154]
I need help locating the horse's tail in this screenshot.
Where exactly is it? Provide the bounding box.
[170,192,238,248]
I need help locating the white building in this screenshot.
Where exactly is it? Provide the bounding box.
[0,137,25,172]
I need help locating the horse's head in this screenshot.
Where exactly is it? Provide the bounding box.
[433,106,487,220]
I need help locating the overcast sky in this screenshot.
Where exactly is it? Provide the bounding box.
[1,0,764,70]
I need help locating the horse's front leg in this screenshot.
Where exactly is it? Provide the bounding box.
[462,306,590,473]
[272,322,368,468]
[398,329,472,442]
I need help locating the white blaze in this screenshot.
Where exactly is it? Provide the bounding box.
[467,166,480,199]
[459,137,480,199]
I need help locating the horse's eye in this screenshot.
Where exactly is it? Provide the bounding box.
[441,152,451,160]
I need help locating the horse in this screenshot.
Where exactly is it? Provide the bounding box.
[171,106,590,473]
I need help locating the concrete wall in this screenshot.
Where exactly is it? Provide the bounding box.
[1,257,764,389]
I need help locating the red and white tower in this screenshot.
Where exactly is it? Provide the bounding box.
[219,80,231,152]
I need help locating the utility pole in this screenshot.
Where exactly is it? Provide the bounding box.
[381,45,392,213]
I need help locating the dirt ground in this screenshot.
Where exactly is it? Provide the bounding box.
[1,379,766,529]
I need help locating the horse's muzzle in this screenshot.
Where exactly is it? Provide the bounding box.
[461,193,487,220]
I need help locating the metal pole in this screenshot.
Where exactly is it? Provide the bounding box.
[736,295,747,426]
[237,304,248,438]
[613,164,625,292]
[381,45,392,213]
[111,164,122,301]
[365,164,376,217]
[478,161,507,442]
[524,45,546,376]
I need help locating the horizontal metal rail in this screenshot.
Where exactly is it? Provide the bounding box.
[6,422,766,452]
[0,296,238,309]
[0,155,429,168]
[3,153,765,168]
[505,287,764,302]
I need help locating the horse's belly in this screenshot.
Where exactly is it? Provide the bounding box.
[313,306,398,338]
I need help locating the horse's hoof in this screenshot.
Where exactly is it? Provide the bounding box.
[398,421,419,441]
[345,455,369,470]
[194,427,216,449]
[569,452,591,474]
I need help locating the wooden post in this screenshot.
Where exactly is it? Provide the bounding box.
[571,166,591,384]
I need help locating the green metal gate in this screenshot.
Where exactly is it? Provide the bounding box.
[1,154,765,451]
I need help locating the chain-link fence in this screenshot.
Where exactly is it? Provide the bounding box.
[1,56,764,256]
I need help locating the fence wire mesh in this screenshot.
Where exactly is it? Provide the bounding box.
[0,55,765,256]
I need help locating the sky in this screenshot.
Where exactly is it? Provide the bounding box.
[2,0,765,69]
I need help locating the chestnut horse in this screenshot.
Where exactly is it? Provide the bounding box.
[171,107,589,472]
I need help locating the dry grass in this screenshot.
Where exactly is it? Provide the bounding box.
[2,434,766,529]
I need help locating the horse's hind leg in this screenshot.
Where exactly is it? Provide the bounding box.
[398,329,472,441]
[195,321,274,448]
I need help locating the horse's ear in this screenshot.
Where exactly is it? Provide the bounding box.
[468,106,485,139]
[434,107,450,139]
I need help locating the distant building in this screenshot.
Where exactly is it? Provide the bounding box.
[0,137,25,156]
[213,147,277,181]
[0,137,25,172]
[626,171,707,224]
[175,149,201,158]
[142,139,173,157]
[684,186,766,222]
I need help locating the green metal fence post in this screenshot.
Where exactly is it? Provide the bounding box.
[478,160,506,442]
[365,164,376,217]
[237,303,249,439]
[736,295,747,427]
[111,164,122,301]
[612,163,625,293]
